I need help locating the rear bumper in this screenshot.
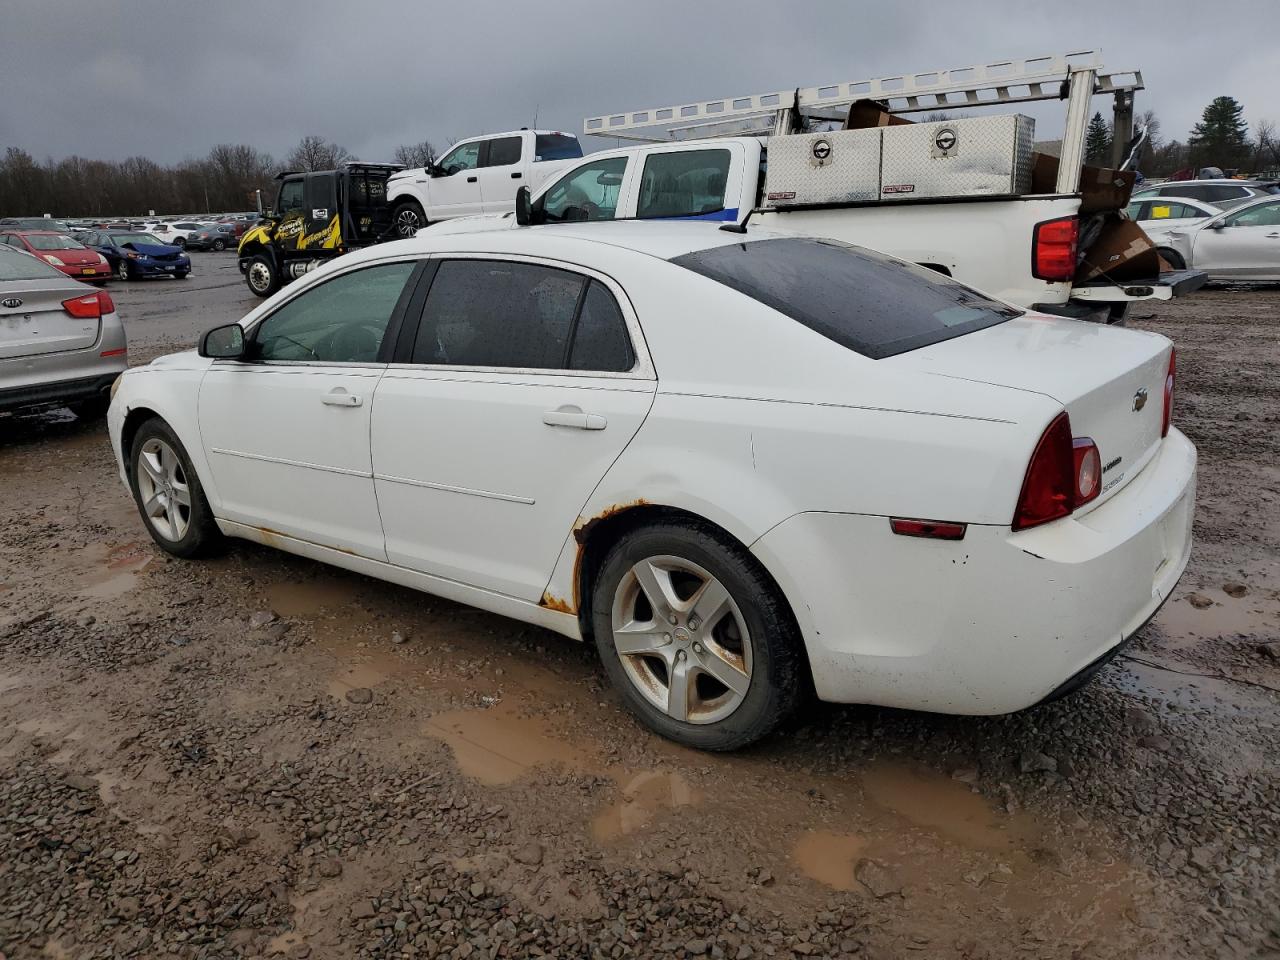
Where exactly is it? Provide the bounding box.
[750,428,1197,714]
[0,370,121,412]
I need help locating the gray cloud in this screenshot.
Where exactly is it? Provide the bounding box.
[2,0,1276,165]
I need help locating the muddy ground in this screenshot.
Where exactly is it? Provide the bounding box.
[1,260,1277,959]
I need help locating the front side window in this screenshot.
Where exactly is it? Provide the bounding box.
[637,149,732,218]
[410,260,633,372]
[1225,201,1280,227]
[439,141,482,175]
[484,136,522,167]
[278,180,305,214]
[253,261,416,363]
[672,238,1019,360]
[539,157,627,223]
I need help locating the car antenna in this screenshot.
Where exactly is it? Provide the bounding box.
[719,209,752,234]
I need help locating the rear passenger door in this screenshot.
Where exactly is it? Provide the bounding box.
[477,135,525,215]
[630,145,739,221]
[370,257,656,600]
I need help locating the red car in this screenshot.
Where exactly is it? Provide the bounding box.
[0,230,113,283]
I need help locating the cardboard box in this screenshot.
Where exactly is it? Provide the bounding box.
[1031,153,1136,213]
[844,99,914,130]
[1074,215,1161,283]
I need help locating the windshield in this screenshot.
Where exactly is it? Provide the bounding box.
[671,237,1019,360]
[535,134,584,162]
[0,247,68,281]
[25,234,84,251]
[110,233,163,246]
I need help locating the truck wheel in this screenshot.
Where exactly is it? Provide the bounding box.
[392,200,426,238]
[246,254,280,298]
[1157,248,1186,270]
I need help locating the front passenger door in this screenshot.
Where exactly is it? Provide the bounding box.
[1193,200,1280,278]
[198,260,420,558]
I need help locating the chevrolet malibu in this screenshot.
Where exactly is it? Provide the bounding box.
[106,222,1195,751]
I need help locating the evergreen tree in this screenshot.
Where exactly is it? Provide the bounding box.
[1189,96,1249,169]
[1085,112,1111,164]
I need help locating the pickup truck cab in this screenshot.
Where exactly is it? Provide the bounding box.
[387,129,583,236]
[460,137,1200,322]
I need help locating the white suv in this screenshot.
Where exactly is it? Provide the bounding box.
[386,129,582,236]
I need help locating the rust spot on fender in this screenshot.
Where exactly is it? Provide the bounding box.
[539,592,575,615]
[572,499,650,545]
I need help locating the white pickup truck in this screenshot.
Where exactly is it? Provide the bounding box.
[386,129,583,237]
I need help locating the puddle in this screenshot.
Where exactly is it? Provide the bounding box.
[266,577,363,619]
[327,661,389,700]
[425,703,584,786]
[75,542,152,600]
[591,770,701,842]
[791,830,869,891]
[1156,591,1278,644]
[860,763,1031,851]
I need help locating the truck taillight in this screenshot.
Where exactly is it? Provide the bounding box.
[1162,348,1175,438]
[1013,412,1102,531]
[62,290,114,319]
[1031,216,1078,283]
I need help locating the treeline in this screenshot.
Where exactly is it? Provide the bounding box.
[0,135,439,218]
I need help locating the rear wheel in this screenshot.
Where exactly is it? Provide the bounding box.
[245,254,280,298]
[128,418,221,558]
[392,200,426,238]
[1158,248,1186,270]
[174,237,186,249]
[591,520,805,751]
[212,238,226,251]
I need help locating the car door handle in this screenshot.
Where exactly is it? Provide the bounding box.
[1267,232,1280,238]
[321,388,362,407]
[543,406,606,430]
[466,176,478,183]
[510,172,522,179]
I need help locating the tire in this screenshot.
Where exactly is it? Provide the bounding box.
[175,272,190,280]
[1158,248,1186,270]
[174,237,186,249]
[212,239,226,252]
[245,254,280,298]
[116,259,132,281]
[128,417,222,558]
[392,200,426,238]
[591,519,805,751]
[68,396,109,420]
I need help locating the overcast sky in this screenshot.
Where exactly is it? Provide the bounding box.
[2,0,1275,166]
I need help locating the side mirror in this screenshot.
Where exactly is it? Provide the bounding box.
[199,322,246,360]
[1210,221,1227,230]
[515,185,532,226]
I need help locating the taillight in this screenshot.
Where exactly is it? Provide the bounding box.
[1013,412,1074,531]
[61,290,113,319]
[1031,216,1079,282]
[1162,348,1175,438]
[1073,438,1101,507]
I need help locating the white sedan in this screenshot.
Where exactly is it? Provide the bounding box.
[1157,195,1280,280]
[107,222,1196,751]
[1126,195,1221,240]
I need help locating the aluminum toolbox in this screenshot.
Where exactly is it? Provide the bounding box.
[879,114,1035,201]
[761,129,881,208]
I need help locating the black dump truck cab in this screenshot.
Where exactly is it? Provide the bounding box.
[237,162,402,297]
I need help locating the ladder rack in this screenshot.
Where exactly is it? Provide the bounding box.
[584,50,1143,143]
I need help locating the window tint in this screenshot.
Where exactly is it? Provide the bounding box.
[671,238,1018,360]
[412,260,583,368]
[485,136,522,167]
[534,133,583,162]
[1225,201,1280,227]
[440,141,482,175]
[539,157,627,222]
[569,281,633,372]
[278,180,305,214]
[254,262,415,363]
[637,149,732,218]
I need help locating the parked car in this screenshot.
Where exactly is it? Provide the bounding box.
[0,230,113,283]
[1132,179,1279,210]
[107,222,1194,751]
[1157,195,1280,279]
[82,229,191,281]
[147,221,214,248]
[387,129,583,236]
[1125,196,1222,240]
[1,217,75,232]
[185,223,238,251]
[1,245,126,418]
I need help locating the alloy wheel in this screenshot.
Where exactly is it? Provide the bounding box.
[116,259,130,281]
[395,208,422,237]
[136,438,192,542]
[610,555,753,725]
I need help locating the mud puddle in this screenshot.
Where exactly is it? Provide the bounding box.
[425,701,586,786]
[72,541,153,600]
[591,770,701,842]
[264,576,365,620]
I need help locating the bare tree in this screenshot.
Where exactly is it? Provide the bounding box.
[1253,119,1280,172]
[393,140,438,169]
[921,111,954,123]
[285,135,351,172]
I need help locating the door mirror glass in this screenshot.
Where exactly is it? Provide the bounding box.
[199,323,246,359]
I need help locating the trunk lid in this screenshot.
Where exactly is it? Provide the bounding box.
[0,280,101,359]
[890,313,1171,507]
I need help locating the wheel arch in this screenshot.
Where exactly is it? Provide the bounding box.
[114,376,223,513]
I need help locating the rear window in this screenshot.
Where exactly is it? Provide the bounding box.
[671,238,1019,360]
[534,134,583,162]
[0,247,67,281]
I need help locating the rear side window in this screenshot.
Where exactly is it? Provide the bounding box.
[1204,184,1247,202]
[485,136,522,167]
[411,260,633,372]
[671,238,1019,360]
[534,134,583,162]
[637,149,732,218]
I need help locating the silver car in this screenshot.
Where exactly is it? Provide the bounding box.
[0,246,127,418]
[1158,195,1280,280]
[1132,179,1278,211]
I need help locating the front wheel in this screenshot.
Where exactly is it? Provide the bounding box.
[174,271,189,280]
[1157,248,1186,270]
[116,259,132,281]
[212,239,226,251]
[392,200,426,238]
[129,418,222,558]
[591,520,805,751]
[245,254,280,298]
